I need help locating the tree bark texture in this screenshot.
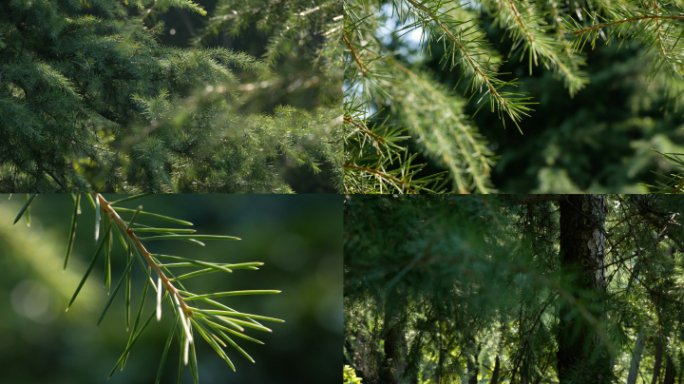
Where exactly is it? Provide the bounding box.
[556,195,613,384]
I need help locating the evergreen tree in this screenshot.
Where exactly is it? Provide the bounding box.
[0,0,342,193]
[344,0,684,193]
[344,194,684,383]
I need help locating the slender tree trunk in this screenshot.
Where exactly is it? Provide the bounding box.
[435,345,444,384]
[467,353,479,384]
[651,340,663,384]
[382,289,407,384]
[663,356,676,384]
[556,195,612,384]
[627,327,646,384]
[490,355,501,384]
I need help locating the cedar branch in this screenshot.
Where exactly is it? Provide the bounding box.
[343,163,418,193]
[94,193,193,317]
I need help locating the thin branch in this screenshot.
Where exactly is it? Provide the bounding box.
[573,14,684,36]
[343,163,417,193]
[404,0,511,111]
[344,116,385,154]
[94,193,193,317]
[344,34,367,77]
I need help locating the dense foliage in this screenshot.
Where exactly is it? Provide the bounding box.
[344,195,684,383]
[0,0,342,193]
[344,0,684,193]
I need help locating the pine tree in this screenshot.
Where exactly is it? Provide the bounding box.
[0,0,342,193]
[344,0,684,193]
[344,194,684,383]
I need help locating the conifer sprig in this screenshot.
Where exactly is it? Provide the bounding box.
[565,1,684,79]
[12,193,282,383]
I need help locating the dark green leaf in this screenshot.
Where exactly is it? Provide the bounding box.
[12,193,36,225]
[97,249,137,326]
[108,193,154,205]
[112,207,193,226]
[126,205,143,230]
[108,309,156,378]
[140,234,240,241]
[63,194,80,270]
[189,336,199,384]
[132,228,197,234]
[66,219,113,311]
[154,317,178,384]
[184,290,280,301]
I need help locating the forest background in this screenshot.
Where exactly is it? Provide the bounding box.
[344,195,684,384]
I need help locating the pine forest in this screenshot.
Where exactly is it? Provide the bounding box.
[345,195,684,383]
[0,0,342,193]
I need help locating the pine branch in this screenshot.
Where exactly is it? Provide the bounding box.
[94,193,193,317]
[403,0,534,131]
[344,163,419,194]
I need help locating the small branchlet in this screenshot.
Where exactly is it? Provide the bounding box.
[13,193,283,384]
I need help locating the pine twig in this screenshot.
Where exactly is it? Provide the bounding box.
[94,193,193,317]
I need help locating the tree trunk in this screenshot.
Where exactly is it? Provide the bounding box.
[651,340,662,384]
[435,345,444,384]
[490,355,501,384]
[382,321,407,384]
[382,289,408,384]
[627,327,646,384]
[467,353,479,384]
[663,356,676,384]
[556,195,612,384]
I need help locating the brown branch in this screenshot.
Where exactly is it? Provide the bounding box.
[94,193,193,317]
[343,34,367,77]
[344,116,384,155]
[343,163,417,194]
[574,14,684,35]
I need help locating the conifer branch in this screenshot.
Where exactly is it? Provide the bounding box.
[94,193,192,317]
[404,0,533,130]
[344,34,367,77]
[572,15,684,36]
[343,163,418,194]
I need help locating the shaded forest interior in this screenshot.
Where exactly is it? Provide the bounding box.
[344,195,684,384]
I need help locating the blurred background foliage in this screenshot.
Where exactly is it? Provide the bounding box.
[0,194,341,384]
[155,0,342,192]
[418,29,684,193]
[354,2,684,193]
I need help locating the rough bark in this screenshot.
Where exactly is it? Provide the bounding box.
[627,327,646,384]
[556,195,612,384]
